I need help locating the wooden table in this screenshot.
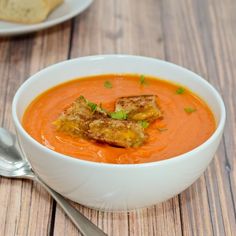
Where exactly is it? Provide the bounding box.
[0,0,235,235]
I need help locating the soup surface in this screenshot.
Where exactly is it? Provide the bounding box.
[22,74,216,164]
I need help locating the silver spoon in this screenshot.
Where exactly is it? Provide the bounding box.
[0,127,107,236]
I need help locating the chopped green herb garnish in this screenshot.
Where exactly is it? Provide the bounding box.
[138,120,149,128]
[184,107,197,113]
[104,80,113,89]
[139,75,148,85]
[157,127,168,132]
[110,110,127,120]
[176,87,185,94]
[88,102,97,112]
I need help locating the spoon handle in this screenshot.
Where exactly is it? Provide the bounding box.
[35,177,107,236]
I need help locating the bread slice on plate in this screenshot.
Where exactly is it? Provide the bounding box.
[0,0,64,24]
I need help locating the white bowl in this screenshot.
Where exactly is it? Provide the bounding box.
[12,55,226,211]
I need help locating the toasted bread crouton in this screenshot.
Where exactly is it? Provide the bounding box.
[115,95,162,122]
[87,118,147,148]
[53,96,107,137]
[0,0,63,24]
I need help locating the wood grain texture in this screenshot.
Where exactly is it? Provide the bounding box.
[0,0,235,235]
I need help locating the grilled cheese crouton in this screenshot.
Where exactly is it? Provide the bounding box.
[88,118,147,147]
[115,95,162,122]
[53,96,107,137]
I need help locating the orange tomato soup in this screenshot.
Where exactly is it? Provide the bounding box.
[22,74,216,164]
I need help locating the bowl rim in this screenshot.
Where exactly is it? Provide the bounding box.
[12,54,226,168]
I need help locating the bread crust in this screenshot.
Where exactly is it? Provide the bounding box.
[53,96,108,137]
[0,0,63,24]
[88,118,147,148]
[115,95,162,122]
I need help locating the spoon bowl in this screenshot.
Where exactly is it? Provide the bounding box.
[0,127,33,178]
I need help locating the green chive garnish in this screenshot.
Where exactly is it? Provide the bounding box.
[184,107,197,113]
[104,80,113,89]
[110,110,127,120]
[88,102,97,112]
[139,75,148,85]
[176,87,185,94]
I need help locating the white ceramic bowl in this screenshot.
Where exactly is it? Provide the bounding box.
[12,55,226,211]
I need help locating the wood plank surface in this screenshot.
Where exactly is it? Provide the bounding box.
[0,0,235,235]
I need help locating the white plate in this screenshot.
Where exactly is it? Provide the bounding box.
[0,0,93,36]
